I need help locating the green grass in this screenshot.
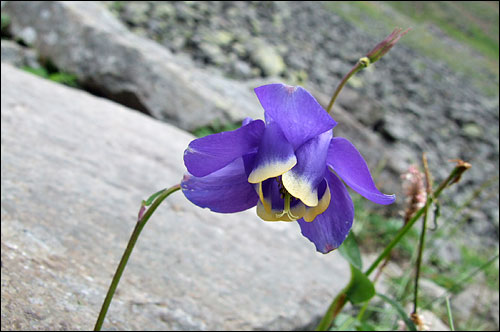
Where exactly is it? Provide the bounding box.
[324,1,499,97]
[191,119,242,137]
[351,202,499,330]
[350,178,499,331]
[387,1,499,61]
[21,66,79,88]
[352,196,419,260]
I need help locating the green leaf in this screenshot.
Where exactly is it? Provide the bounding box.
[377,293,417,331]
[339,231,362,270]
[144,189,166,206]
[345,264,375,304]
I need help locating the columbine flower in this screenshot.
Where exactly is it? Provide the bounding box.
[181,83,395,253]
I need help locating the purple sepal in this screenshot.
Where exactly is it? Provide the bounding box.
[254,84,336,149]
[181,158,259,213]
[327,137,395,205]
[297,170,354,254]
[184,119,265,177]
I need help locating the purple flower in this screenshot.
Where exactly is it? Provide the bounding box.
[181,84,395,253]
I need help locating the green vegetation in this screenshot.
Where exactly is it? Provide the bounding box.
[422,245,500,292]
[352,196,419,259]
[324,1,499,97]
[21,65,79,88]
[350,190,499,331]
[191,119,242,137]
[1,13,11,37]
[387,1,499,61]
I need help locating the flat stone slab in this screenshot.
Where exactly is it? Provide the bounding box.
[1,63,350,330]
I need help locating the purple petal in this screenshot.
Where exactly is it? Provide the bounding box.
[181,157,259,213]
[327,137,396,205]
[247,121,296,184]
[242,117,253,126]
[282,130,332,206]
[298,171,354,254]
[254,84,337,149]
[184,119,265,177]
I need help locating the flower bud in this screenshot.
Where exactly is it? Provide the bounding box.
[366,28,410,64]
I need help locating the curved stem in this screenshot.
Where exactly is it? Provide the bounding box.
[326,62,363,115]
[94,184,181,331]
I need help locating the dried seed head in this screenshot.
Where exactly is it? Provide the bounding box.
[401,165,427,224]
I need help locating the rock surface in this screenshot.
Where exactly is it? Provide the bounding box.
[0,39,40,69]
[2,1,264,131]
[1,1,499,329]
[107,0,500,248]
[3,1,498,251]
[0,63,352,330]
[452,282,500,331]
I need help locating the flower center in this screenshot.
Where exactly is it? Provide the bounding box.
[275,176,299,220]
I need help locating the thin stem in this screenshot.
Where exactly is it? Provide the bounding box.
[316,161,470,331]
[445,296,455,331]
[94,184,181,331]
[426,175,497,249]
[326,62,363,115]
[412,205,429,314]
[356,301,370,322]
[412,153,432,314]
[365,161,470,277]
[373,257,390,283]
[315,292,348,331]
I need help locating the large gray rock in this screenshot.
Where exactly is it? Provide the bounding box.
[248,38,286,77]
[0,40,40,69]
[1,63,351,330]
[107,1,500,251]
[2,1,263,131]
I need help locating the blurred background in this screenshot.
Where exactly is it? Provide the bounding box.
[2,1,498,330]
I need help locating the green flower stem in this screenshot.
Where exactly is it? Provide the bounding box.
[315,291,348,331]
[326,61,364,115]
[94,184,181,331]
[365,161,470,277]
[412,204,429,314]
[445,296,455,331]
[326,28,409,116]
[412,153,432,314]
[316,161,470,331]
[356,300,370,322]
